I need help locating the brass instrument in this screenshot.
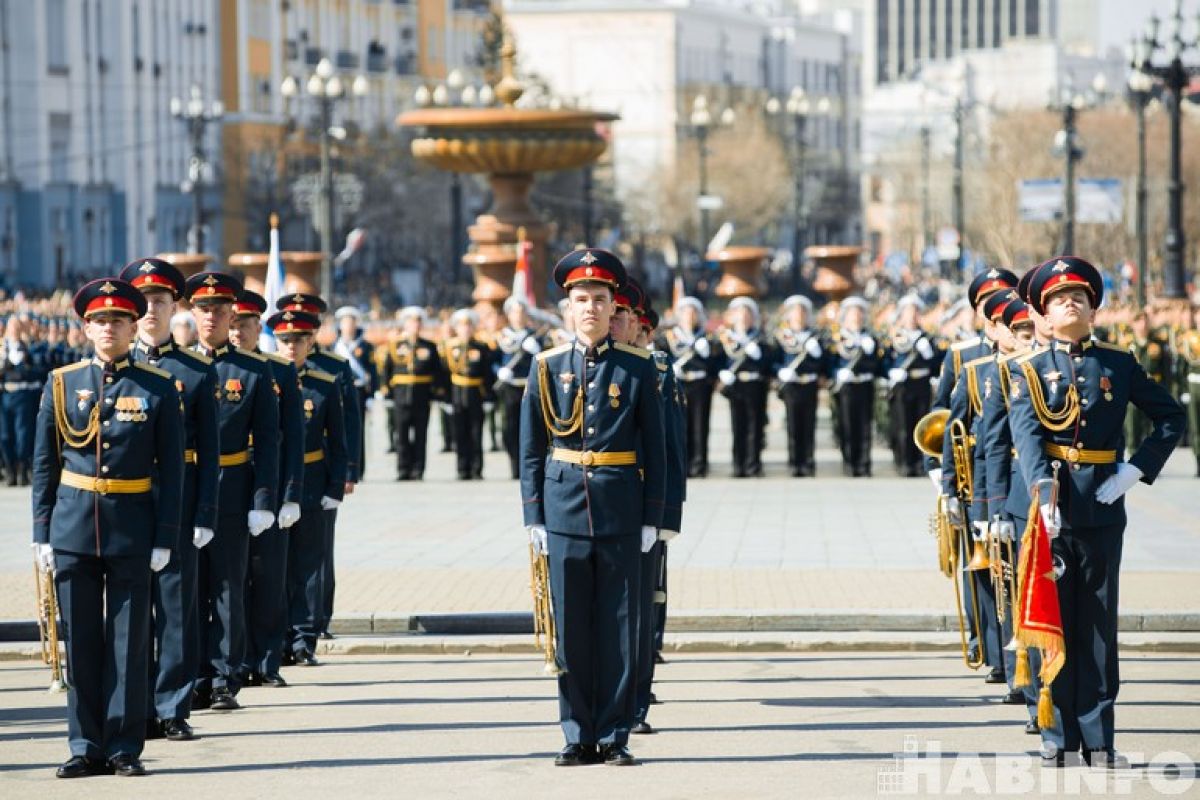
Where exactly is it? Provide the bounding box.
[988,517,1020,638]
[948,417,985,669]
[913,408,949,457]
[528,544,562,676]
[33,558,69,693]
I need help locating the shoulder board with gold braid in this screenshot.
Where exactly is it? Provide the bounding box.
[963,355,991,416]
[263,351,291,365]
[950,337,979,381]
[236,346,267,362]
[950,337,982,351]
[997,354,1019,410]
[1094,340,1133,354]
[177,348,212,366]
[1014,345,1048,366]
[133,362,173,381]
[318,347,347,362]
[304,368,336,384]
[52,360,90,378]
[614,342,652,359]
[535,342,572,362]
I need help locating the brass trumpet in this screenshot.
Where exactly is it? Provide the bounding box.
[33,558,69,693]
[528,544,562,676]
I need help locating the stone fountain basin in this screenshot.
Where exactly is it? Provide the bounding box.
[397,108,617,174]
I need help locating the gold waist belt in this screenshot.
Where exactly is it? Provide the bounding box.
[1043,443,1117,465]
[60,470,152,495]
[451,375,484,388]
[304,449,324,464]
[390,374,433,386]
[220,450,251,467]
[550,448,638,467]
[184,449,197,464]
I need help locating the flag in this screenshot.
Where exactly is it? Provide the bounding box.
[334,227,367,267]
[1015,490,1066,729]
[512,226,536,307]
[260,213,286,352]
[672,271,685,310]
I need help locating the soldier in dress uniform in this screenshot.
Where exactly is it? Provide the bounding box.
[520,248,666,767]
[333,306,375,477]
[827,297,881,477]
[1176,306,1200,476]
[883,296,939,477]
[658,297,715,478]
[772,295,826,477]
[1117,311,1171,451]
[186,272,280,712]
[274,294,358,642]
[119,258,220,742]
[381,306,445,480]
[441,309,496,480]
[494,297,543,479]
[227,290,305,685]
[1008,257,1184,767]
[265,310,348,666]
[716,297,771,478]
[32,278,185,778]
[1,314,50,485]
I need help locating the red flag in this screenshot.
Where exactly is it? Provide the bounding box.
[672,271,685,310]
[512,227,536,307]
[1016,491,1066,728]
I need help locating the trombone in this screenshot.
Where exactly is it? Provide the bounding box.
[528,543,563,676]
[33,557,69,693]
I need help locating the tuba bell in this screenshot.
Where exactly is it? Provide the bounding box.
[913,409,950,457]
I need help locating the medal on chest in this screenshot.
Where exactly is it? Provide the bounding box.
[304,397,315,420]
[224,378,243,402]
[1100,376,1112,401]
[115,395,148,423]
[609,383,621,409]
[75,389,94,412]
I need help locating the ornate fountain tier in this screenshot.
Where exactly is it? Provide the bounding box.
[227,252,323,296]
[398,106,619,308]
[710,246,770,300]
[805,245,864,301]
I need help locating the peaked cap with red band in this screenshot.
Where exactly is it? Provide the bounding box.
[118,258,185,300]
[234,290,268,317]
[73,277,148,320]
[275,292,328,315]
[967,267,1019,309]
[982,288,1020,322]
[265,310,320,334]
[1002,298,1031,327]
[553,248,627,292]
[184,271,243,303]
[1028,256,1104,314]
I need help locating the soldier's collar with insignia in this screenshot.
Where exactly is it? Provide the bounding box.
[92,356,131,372]
[1052,337,1093,355]
[196,342,230,359]
[136,338,174,357]
[572,336,611,356]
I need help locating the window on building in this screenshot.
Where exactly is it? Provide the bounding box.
[961,0,970,49]
[1009,0,1018,36]
[897,0,906,77]
[46,0,68,72]
[945,0,954,58]
[876,0,888,84]
[913,0,921,59]
[49,114,70,183]
[1025,0,1039,36]
[978,0,986,47]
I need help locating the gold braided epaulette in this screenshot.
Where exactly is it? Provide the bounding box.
[535,343,572,362]
[614,342,651,359]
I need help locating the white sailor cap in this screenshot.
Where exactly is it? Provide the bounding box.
[397,305,427,324]
[728,296,760,321]
[450,308,478,327]
[503,296,529,314]
[839,296,869,318]
[674,296,706,318]
[781,294,813,314]
[895,295,926,313]
[334,305,362,321]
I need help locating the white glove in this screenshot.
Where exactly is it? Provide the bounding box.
[917,337,935,360]
[672,361,685,378]
[528,524,548,556]
[247,510,275,536]
[861,336,876,355]
[778,366,797,383]
[496,366,514,383]
[1183,392,1192,404]
[991,519,1016,542]
[836,367,853,384]
[888,367,908,385]
[928,468,943,490]
[971,520,988,540]
[945,495,963,525]
[640,525,657,553]
[150,548,171,573]
[659,529,680,542]
[483,401,496,413]
[277,502,301,529]
[1039,503,1061,538]
[718,369,736,386]
[192,527,214,549]
[320,496,342,511]
[440,402,455,414]
[521,336,541,355]
[806,337,823,358]
[1096,462,1144,505]
[693,337,710,358]
[32,543,54,573]
[744,342,762,360]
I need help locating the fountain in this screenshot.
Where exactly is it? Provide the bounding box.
[397,27,617,308]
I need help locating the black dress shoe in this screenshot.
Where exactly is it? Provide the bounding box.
[294,649,319,666]
[648,692,661,705]
[1025,720,1040,735]
[280,650,296,666]
[209,688,241,711]
[319,631,335,640]
[262,672,289,687]
[109,754,146,777]
[1001,688,1025,705]
[191,690,212,710]
[56,756,111,778]
[146,718,165,740]
[653,652,666,665]
[985,667,1007,684]
[162,718,195,741]
[601,744,636,766]
[241,671,262,687]
[1083,748,1129,769]
[631,721,655,735]
[554,744,593,766]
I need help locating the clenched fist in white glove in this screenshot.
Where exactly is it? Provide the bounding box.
[718,369,736,387]
[693,337,711,358]
[778,366,797,383]
[277,502,301,529]
[528,525,548,556]
[744,342,762,360]
[836,367,853,385]
[32,543,54,573]
[928,468,943,491]
[1096,463,1143,505]
[247,510,275,536]
[945,495,963,525]
[483,401,495,414]
[1039,503,1061,538]
[991,519,1016,542]
[150,548,171,573]
[521,336,541,355]
[193,527,214,549]
[640,526,657,553]
[888,367,908,385]
[320,496,341,511]
[496,366,514,383]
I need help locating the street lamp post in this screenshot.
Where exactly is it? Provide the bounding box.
[1128,39,1160,307]
[951,98,965,276]
[766,87,830,291]
[688,95,735,259]
[1051,72,1105,256]
[1137,0,1200,300]
[170,85,224,255]
[280,58,368,302]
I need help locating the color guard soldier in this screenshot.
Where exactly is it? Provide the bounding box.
[442,308,496,480]
[884,296,939,477]
[228,291,305,686]
[717,297,771,478]
[1008,257,1184,767]
[120,258,220,742]
[381,306,445,480]
[333,306,375,476]
[266,310,347,665]
[494,297,543,479]
[828,297,881,477]
[187,272,280,712]
[32,278,185,778]
[772,295,825,477]
[658,296,716,478]
[520,248,666,767]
